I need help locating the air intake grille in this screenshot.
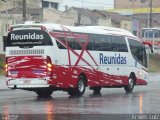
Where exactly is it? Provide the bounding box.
[9,49,44,55]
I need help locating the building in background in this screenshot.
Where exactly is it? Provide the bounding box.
[43,0,58,9]
[112,0,160,28]
[0,0,41,11]
[0,0,135,53]
[65,7,99,26]
[114,0,160,9]
[93,10,131,30]
[42,0,63,10]
[0,0,64,53]
[108,0,160,37]
[0,0,63,11]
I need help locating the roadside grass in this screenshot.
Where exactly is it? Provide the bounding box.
[148,54,160,73]
[0,54,5,75]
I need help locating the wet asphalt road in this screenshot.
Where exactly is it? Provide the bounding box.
[0,81,160,120]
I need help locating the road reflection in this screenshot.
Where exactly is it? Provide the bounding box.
[139,93,143,114]
[1,87,160,120]
[46,101,55,120]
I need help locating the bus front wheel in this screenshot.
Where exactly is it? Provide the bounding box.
[68,75,86,96]
[124,76,135,93]
[35,89,53,97]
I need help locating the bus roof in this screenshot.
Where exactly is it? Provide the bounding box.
[9,23,138,39]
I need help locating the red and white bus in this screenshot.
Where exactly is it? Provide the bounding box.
[6,23,150,97]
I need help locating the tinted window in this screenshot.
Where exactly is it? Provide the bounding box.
[42,1,49,8]
[51,2,58,9]
[86,34,94,50]
[7,30,53,48]
[55,31,128,52]
[56,35,87,50]
[56,37,66,49]
[128,39,147,67]
[111,36,128,52]
[67,37,82,50]
[93,34,112,51]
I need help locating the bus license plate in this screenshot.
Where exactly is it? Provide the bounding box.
[23,80,31,84]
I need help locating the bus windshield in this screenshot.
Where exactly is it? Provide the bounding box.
[7,30,53,48]
[128,38,148,68]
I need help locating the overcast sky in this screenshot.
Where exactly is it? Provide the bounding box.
[60,0,114,11]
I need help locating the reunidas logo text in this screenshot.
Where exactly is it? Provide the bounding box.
[99,53,127,64]
[11,33,44,40]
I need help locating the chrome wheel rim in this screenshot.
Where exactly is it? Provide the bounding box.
[78,80,84,92]
[128,78,134,89]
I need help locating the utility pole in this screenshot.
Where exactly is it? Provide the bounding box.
[22,0,26,21]
[149,0,152,27]
[76,12,81,26]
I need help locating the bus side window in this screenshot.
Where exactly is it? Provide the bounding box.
[56,37,67,49]
[66,37,82,50]
[87,34,94,50]
[93,34,112,51]
[77,38,86,50]
[67,37,75,49]
[111,36,128,52]
[74,33,89,50]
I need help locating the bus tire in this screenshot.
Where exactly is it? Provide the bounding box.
[67,88,76,96]
[68,75,86,96]
[76,75,86,96]
[91,87,102,94]
[124,76,135,93]
[36,89,53,97]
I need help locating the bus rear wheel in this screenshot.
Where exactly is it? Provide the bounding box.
[68,75,86,96]
[35,89,53,97]
[90,87,102,94]
[124,76,135,93]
